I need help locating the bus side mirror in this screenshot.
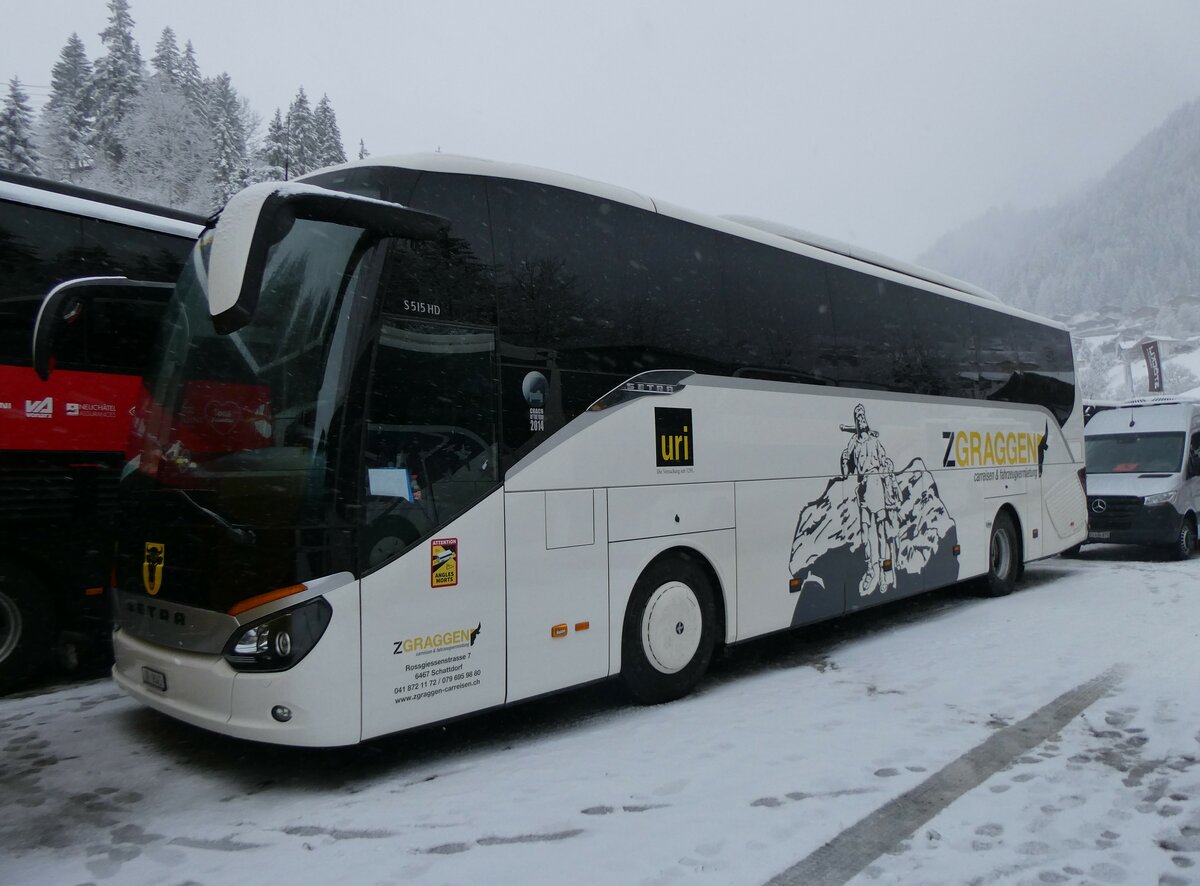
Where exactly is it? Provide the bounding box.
[32,277,173,381]
[207,182,449,335]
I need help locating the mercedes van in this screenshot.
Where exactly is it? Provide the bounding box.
[1083,398,1200,558]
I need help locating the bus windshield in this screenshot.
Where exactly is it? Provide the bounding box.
[118,218,373,612]
[1085,432,1186,474]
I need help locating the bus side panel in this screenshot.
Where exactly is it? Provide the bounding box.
[359,490,506,740]
[734,478,845,641]
[0,366,142,452]
[504,488,610,703]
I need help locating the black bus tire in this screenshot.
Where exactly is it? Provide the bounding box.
[1172,516,1197,561]
[621,554,717,705]
[980,511,1020,598]
[0,563,52,695]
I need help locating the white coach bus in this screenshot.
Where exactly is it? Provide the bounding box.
[95,155,1087,746]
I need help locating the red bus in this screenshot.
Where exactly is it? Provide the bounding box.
[0,170,204,692]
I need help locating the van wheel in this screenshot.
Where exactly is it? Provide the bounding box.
[980,512,1020,597]
[1172,516,1197,560]
[621,555,717,705]
[0,563,51,695]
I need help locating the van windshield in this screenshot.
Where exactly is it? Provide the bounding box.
[1085,432,1186,474]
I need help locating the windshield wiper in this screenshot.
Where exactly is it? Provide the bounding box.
[168,487,257,546]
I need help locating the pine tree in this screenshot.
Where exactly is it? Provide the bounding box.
[178,39,204,120]
[41,32,95,179]
[285,87,317,177]
[152,26,181,85]
[258,107,288,180]
[0,78,44,175]
[312,93,346,168]
[209,72,248,204]
[358,138,369,160]
[91,0,145,163]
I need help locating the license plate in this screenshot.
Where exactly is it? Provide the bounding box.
[1089,531,1111,540]
[141,666,167,692]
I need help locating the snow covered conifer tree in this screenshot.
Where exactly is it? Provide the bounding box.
[286,87,317,177]
[209,73,249,204]
[91,0,145,163]
[178,39,205,120]
[0,78,43,175]
[152,27,182,85]
[358,139,369,160]
[41,32,95,180]
[257,108,288,181]
[313,94,347,168]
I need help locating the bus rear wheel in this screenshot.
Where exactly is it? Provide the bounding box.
[0,562,51,695]
[621,555,717,705]
[980,512,1020,598]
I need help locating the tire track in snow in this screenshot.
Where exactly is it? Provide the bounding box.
[764,664,1127,886]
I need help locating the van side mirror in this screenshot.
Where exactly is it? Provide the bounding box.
[33,277,173,380]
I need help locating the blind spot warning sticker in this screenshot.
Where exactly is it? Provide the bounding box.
[431,538,458,587]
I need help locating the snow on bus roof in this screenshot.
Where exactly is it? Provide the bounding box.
[0,175,206,239]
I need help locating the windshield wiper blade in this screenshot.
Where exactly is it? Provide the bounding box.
[168,488,256,546]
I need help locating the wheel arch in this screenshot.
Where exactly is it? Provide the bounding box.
[610,536,734,676]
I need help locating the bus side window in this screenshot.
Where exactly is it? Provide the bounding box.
[827,266,915,392]
[87,297,167,374]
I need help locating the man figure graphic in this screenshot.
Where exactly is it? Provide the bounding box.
[840,404,898,595]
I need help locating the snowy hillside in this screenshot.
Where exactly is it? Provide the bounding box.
[919,97,1200,320]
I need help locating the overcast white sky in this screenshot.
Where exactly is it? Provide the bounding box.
[4,0,1200,260]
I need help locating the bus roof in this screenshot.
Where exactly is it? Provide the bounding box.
[317,153,1052,321]
[0,169,208,238]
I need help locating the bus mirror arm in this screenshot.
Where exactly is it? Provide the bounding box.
[32,277,174,380]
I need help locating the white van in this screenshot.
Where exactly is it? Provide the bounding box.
[1082,398,1200,558]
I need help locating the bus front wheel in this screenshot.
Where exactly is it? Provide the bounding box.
[621,554,717,705]
[0,562,51,695]
[980,512,1020,598]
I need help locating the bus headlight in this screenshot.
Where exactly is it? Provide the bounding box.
[1143,491,1177,506]
[223,598,332,672]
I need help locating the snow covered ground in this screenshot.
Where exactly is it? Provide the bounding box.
[1,547,1198,886]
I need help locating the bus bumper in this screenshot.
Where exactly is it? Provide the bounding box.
[112,585,362,747]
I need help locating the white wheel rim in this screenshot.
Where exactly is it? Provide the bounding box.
[0,591,21,664]
[641,580,702,674]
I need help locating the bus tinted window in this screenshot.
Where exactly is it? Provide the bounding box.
[78,217,194,281]
[490,178,650,367]
[640,216,729,373]
[407,173,494,266]
[1011,317,1076,424]
[828,267,915,392]
[907,288,979,398]
[84,297,166,374]
[0,200,82,300]
[724,237,835,385]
